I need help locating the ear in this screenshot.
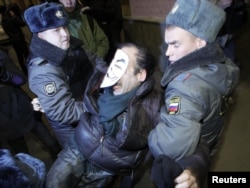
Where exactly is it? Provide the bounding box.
[196,38,207,49]
[137,69,147,82]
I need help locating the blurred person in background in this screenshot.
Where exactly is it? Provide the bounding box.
[81,0,123,63]
[215,0,248,66]
[0,48,60,160]
[0,5,29,75]
[55,0,109,59]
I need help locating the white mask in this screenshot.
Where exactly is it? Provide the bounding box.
[100,49,129,88]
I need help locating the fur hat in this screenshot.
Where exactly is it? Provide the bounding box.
[0,149,15,166]
[0,149,46,188]
[24,2,69,33]
[0,166,30,188]
[165,0,226,42]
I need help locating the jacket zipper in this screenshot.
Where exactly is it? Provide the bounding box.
[100,136,104,156]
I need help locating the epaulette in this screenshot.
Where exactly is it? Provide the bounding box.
[174,73,191,81]
[30,57,46,66]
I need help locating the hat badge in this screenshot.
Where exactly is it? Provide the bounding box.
[55,10,63,18]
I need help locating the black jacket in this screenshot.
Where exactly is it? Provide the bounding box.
[75,70,162,174]
[0,50,34,142]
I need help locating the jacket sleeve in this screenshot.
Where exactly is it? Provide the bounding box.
[177,140,211,187]
[84,49,108,74]
[77,13,109,59]
[28,65,85,125]
[148,79,203,161]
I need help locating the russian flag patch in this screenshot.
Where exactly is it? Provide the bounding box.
[168,97,180,115]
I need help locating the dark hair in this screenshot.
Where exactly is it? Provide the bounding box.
[0,166,31,188]
[117,43,156,80]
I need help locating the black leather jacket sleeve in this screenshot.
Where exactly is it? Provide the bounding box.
[177,140,211,187]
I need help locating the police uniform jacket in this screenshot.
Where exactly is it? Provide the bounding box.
[148,42,240,161]
[27,34,97,146]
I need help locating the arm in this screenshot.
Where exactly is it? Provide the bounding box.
[84,50,108,74]
[148,78,205,161]
[175,140,211,188]
[151,140,211,188]
[91,17,109,58]
[28,65,85,124]
[69,13,109,59]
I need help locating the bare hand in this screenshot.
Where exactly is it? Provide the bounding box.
[216,0,233,9]
[174,169,198,188]
[31,98,45,113]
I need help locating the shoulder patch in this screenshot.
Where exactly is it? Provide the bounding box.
[174,73,191,81]
[44,82,57,96]
[168,96,180,115]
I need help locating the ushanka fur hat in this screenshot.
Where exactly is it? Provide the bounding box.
[24,2,69,33]
[0,149,46,188]
[166,0,226,43]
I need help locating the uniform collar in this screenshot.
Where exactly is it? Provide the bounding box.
[161,42,226,87]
